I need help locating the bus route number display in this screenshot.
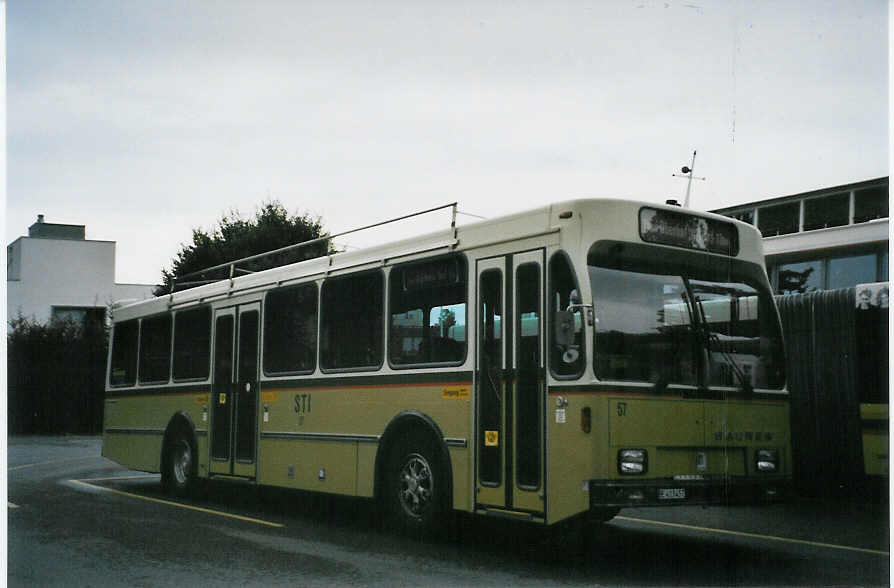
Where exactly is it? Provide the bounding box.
[639,207,739,256]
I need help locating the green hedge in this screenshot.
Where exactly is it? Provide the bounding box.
[7,316,108,435]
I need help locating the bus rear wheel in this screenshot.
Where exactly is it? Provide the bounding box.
[386,434,447,537]
[162,433,196,497]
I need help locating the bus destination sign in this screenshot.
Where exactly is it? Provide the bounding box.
[403,257,461,291]
[639,207,739,256]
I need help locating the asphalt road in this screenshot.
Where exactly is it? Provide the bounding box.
[8,436,890,587]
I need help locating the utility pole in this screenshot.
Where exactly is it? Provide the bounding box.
[672,150,706,208]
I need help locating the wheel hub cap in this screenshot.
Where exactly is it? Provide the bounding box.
[398,454,433,517]
[172,442,191,485]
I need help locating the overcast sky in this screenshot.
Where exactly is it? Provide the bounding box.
[6,1,889,284]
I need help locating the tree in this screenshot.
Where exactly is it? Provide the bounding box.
[156,201,332,295]
[437,307,456,337]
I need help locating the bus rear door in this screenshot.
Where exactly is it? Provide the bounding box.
[210,303,260,478]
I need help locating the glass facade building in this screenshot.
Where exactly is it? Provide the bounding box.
[711,177,888,295]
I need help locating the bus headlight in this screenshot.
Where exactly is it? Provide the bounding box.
[619,449,647,475]
[756,449,778,473]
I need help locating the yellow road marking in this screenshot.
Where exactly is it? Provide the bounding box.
[616,515,889,556]
[8,456,99,471]
[68,479,284,528]
[78,474,159,482]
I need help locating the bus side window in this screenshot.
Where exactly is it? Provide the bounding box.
[139,314,173,384]
[320,271,384,371]
[110,319,139,387]
[389,256,467,367]
[172,307,212,381]
[263,283,318,375]
[856,295,889,404]
[549,252,584,378]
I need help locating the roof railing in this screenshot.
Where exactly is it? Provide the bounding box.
[169,202,458,297]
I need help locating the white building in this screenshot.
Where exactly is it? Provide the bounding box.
[7,215,156,327]
[711,177,888,294]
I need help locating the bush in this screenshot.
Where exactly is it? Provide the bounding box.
[7,315,108,435]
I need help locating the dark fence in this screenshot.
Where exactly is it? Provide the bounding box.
[776,287,888,500]
[7,318,108,435]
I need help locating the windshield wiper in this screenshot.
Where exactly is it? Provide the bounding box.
[706,331,753,394]
[695,300,754,394]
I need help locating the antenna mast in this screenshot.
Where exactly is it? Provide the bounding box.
[672,150,706,208]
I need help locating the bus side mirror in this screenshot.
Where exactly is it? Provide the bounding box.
[554,310,576,347]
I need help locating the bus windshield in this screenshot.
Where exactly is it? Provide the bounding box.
[588,252,785,391]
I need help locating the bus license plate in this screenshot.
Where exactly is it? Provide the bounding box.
[658,488,686,500]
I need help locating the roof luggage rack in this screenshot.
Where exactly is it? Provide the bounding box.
[169,202,459,296]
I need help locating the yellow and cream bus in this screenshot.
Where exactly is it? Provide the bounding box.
[103,199,790,534]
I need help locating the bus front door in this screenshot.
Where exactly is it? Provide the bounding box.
[476,251,545,516]
[210,303,260,478]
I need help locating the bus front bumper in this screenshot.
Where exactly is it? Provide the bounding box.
[589,476,790,508]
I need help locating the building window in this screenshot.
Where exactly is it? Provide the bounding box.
[773,247,887,294]
[728,209,755,225]
[263,282,318,375]
[777,260,824,294]
[172,307,211,381]
[828,253,877,290]
[388,256,467,367]
[853,186,888,223]
[758,202,800,237]
[803,193,849,231]
[51,306,106,328]
[320,271,383,370]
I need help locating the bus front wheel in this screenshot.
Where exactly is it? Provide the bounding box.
[386,433,447,537]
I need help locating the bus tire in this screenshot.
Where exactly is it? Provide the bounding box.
[386,432,448,538]
[161,431,197,497]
